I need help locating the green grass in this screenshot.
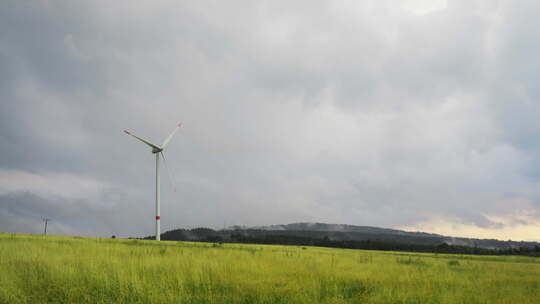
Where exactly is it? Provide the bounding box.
[1,233,539,303]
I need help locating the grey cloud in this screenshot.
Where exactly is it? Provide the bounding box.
[0,191,140,237]
[1,1,540,239]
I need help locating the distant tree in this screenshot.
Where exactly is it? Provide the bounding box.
[436,243,449,252]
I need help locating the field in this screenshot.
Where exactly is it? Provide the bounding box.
[1,233,539,303]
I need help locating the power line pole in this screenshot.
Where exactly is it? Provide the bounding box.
[43,218,50,235]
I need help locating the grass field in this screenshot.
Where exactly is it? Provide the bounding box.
[1,233,539,303]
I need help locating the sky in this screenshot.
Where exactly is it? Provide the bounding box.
[1,0,540,241]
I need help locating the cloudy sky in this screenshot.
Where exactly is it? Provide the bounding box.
[1,0,540,241]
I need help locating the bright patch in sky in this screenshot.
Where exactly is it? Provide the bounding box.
[400,207,540,242]
[0,170,106,200]
[401,0,447,15]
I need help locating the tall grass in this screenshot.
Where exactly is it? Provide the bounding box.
[1,233,539,303]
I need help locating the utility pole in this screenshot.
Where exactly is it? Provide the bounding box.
[43,218,50,235]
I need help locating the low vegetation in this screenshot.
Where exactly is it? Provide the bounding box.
[1,233,540,303]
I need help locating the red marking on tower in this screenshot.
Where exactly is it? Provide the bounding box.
[156,216,161,220]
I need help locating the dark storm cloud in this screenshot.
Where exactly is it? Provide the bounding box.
[1,0,540,239]
[0,190,150,237]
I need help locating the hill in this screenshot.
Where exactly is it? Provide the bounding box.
[155,222,539,252]
[252,222,539,249]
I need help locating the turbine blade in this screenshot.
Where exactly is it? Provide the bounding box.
[161,122,182,149]
[124,130,161,150]
[161,152,177,192]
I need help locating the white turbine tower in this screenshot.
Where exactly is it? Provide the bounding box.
[124,122,182,241]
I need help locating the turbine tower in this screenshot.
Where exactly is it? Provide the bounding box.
[124,122,182,241]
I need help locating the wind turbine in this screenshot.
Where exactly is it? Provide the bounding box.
[124,122,182,241]
[42,218,51,235]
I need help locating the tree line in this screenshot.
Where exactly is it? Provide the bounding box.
[146,227,540,256]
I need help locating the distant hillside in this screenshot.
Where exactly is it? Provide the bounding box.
[251,222,538,250]
[156,222,539,251]
[254,222,440,237]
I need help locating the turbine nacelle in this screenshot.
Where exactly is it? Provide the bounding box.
[152,147,163,154]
